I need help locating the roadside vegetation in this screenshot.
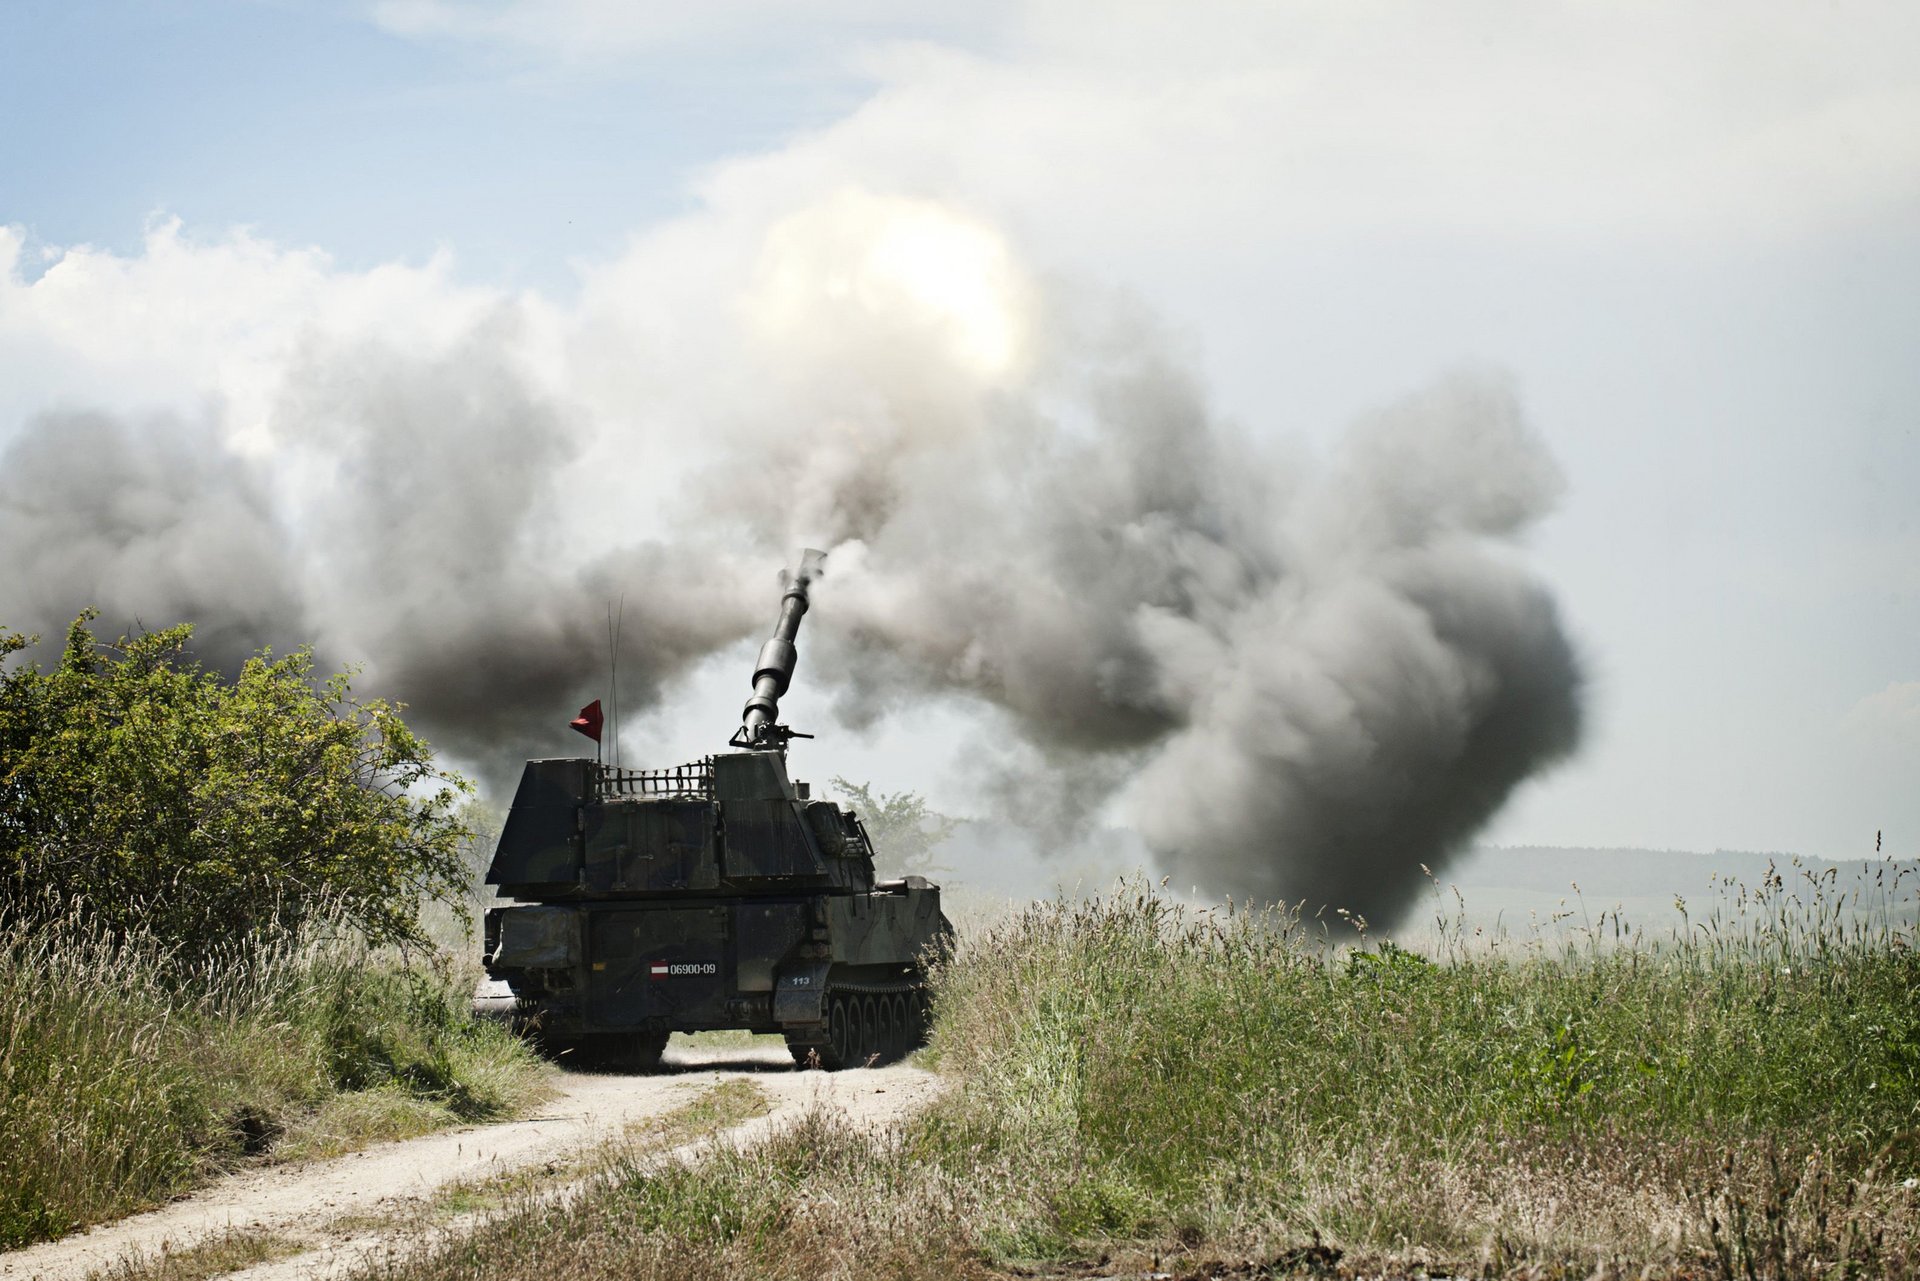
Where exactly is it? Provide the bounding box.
[356,864,1918,1281]
[0,617,543,1249]
[8,615,1914,1276]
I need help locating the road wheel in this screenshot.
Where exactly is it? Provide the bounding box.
[828,995,853,1066]
[788,994,851,1071]
[890,993,911,1058]
[909,990,931,1046]
[859,995,879,1065]
[875,994,895,1062]
[785,1030,833,1070]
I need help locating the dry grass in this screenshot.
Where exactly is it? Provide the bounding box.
[82,1228,303,1281]
[339,860,1919,1281]
[271,1085,465,1162]
[0,910,545,1249]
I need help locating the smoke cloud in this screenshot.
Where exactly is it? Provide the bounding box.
[0,410,302,666]
[748,285,1582,925]
[0,318,761,790]
[0,195,1580,923]
[271,322,762,783]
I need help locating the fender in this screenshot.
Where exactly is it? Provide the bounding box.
[772,957,834,1025]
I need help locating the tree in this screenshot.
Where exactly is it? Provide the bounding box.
[828,776,959,879]
[0,613,472,948]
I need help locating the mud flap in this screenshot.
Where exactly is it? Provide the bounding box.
[772,958,833,1026]
[493,905,582,969]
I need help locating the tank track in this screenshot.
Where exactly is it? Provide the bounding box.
[532,1028,670,1073]
[784,978,930,1070]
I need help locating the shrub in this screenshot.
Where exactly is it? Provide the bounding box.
[0,614,469,948]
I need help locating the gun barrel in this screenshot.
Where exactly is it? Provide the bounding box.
[739,549,825,745]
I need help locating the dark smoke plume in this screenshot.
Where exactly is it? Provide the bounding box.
[272,324,760,786]
[725,306,1584,925]
[0,410,304,667]
[0,263,1579,926]
[0,323,761,793]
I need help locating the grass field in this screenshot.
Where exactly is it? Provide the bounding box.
[0,911,544,1249]
[351,861,1919,1280]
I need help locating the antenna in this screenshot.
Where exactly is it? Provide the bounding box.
[603,596,627,771]
[605,602,618,772]
[614,595,625,770]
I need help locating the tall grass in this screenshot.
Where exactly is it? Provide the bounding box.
[357,860,1920,1280]
[926,865,1920,1264]
[0,909,543,1249]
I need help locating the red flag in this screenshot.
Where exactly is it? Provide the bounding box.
[569,699,604,742]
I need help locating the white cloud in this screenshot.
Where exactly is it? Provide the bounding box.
[379,0,1920,246]
[0,220,519,453]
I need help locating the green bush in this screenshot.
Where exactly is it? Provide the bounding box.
[0,614,469,948]
[0,615,544,1251]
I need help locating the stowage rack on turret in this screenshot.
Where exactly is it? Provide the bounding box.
[482,550,953,1071]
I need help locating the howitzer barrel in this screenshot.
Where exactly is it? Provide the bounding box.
[739,549,825,746]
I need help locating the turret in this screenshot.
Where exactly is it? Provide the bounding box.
[733,548,825,749]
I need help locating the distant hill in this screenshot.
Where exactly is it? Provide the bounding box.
[928,820,1917,936]
[1450,845,1805,898]
[1423,845,1919,937]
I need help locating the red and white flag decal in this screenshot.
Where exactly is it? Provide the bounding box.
[649,961,669,979]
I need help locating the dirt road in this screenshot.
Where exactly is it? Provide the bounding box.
[4,1040,943,1281]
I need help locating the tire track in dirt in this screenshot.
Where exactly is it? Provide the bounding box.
[4,1042,942,1281]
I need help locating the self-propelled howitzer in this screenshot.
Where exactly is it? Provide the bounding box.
[482,551,952,1070]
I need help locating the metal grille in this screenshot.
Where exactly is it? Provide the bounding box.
[595,758,714,800]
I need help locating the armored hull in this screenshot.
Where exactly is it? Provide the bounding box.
[483,553,951,1071]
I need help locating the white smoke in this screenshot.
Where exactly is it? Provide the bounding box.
[0,190,1579,922]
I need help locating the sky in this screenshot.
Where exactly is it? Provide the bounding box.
[2,0,1917,867]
